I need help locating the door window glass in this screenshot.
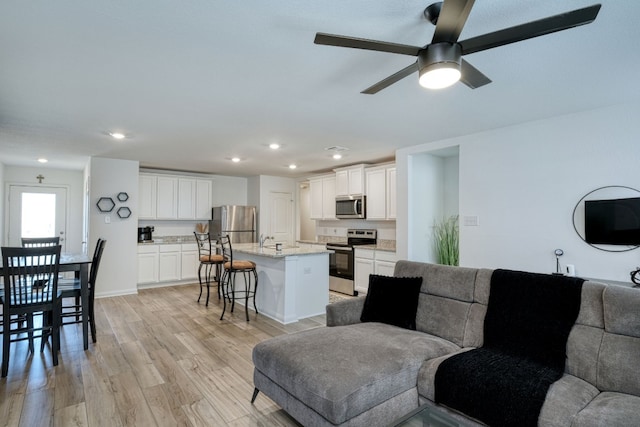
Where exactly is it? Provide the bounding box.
[21,193,56,238]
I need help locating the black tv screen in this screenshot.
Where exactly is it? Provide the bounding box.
[584,197,640,245]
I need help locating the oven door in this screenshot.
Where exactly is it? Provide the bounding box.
[327,245,356,295]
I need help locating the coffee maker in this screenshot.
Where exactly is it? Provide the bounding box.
[138,226,154,243]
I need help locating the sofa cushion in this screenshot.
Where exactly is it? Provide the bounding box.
[572,392,640,427]
[252,322,459,425]
[597,286,640,396]
[538,374,600,427]
[360,274,422,330]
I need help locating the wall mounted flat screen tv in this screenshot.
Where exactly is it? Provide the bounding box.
[584,197,640,245]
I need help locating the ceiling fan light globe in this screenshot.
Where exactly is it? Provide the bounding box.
[419,64,461,89]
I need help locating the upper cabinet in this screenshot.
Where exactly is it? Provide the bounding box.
[310,174,336,220]
[139,174,158,219]
[335,165,366,197]
[365,164,396,220]
[157,176,179,219]
[139,173,212,220]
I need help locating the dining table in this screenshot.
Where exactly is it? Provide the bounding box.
[0,252,93,350]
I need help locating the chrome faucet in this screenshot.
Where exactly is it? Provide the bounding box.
[259,234,274,248]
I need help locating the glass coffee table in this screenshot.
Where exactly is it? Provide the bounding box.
[389,403,475,427]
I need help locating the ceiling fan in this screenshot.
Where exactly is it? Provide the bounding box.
[314,0,601,94]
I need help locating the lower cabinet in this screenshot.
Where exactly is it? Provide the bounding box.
[138,245,159,284]
[138,243,199,286]
[354,248,398,295]
[180,243,199,280]
[159,245,181,282]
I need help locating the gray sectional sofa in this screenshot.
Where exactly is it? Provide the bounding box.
[251,261,640,426]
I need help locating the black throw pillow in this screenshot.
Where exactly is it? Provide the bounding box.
[360,274,423,330]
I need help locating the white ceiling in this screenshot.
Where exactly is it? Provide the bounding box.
[1,1,638,177]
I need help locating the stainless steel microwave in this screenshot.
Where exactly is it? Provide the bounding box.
[335,196,366,219]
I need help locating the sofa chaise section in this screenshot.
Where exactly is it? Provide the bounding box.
[251,261,489,426]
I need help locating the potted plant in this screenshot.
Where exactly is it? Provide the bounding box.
[434,215,459,266]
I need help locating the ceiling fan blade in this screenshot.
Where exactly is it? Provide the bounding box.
[361,62,420,94]
[459,4,602,55]
[432,0,476,44]
[314,33,422,56]
[459,59,491,89]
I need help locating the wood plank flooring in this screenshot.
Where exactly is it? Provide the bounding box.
[0,283,326,426]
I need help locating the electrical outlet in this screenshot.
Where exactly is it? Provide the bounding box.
[104,216,110,224]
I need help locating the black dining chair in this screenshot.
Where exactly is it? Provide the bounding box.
[21,236,61,247]
[194,232,225,306]
[1,245,62,377]
[219,235,258,321]
[56,239,106,344]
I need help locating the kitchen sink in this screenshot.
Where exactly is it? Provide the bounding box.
[264,244,299,250]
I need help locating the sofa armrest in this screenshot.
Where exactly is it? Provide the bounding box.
[326,296,366,326]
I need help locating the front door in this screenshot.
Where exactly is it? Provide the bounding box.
[8,185,67,251]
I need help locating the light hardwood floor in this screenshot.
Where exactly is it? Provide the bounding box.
[0,283,326,427]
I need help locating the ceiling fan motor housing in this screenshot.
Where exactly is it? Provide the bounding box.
[418,42,462,73]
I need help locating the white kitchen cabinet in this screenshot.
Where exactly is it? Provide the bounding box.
[138,174,157,219]
[137,245,159,284]
[386,167,397,219]
[374,250,398,277]
[195,179,212,220]
[354,248,375,294]
[335,165,365,196]
[159,244,181,282]
[156,176,178,219]
[180,243,199,280]
[178,178,212,220]
[364,164,396,220]
[309,175,336,220]
[178,178,196,219]
[139,173,212,220]
[365,167,387,220]
[354,248,398,294]
[322,176,336,219]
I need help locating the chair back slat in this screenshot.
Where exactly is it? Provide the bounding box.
[2,245,61,307]
[21,236,61,248]
[219,235,233,264]
[89,239,107,289]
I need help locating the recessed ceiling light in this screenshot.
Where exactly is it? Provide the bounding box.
[289,164,297,169]
[269,143,280,150]
[332,153,342,160]
[231,157,241,163]
[37,158,48,163]
[109,132,125,140]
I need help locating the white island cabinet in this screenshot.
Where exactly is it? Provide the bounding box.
[231,244,333,324]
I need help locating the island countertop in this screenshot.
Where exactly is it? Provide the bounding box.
[232,243,333,258]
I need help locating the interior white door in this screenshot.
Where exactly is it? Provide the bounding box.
[269,191,293,245]
[8,185,67,251]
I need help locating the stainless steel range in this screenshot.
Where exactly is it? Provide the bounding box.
[326,229,377,296]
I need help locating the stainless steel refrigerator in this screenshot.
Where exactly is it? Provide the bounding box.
[209,205,257,243]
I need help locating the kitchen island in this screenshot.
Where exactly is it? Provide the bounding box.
[230,243,332,324]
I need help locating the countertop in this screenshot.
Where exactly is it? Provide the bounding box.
[138,235,195,245]
[296,239,396,253]
[233,243,333,258]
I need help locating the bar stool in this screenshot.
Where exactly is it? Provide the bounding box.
[219,235,258,321]
[194,232,225,306]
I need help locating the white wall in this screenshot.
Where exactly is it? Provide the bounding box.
[397,101,640,283]
[89,157,139,297]
[3,166,84,251]
[212,175,248,206]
